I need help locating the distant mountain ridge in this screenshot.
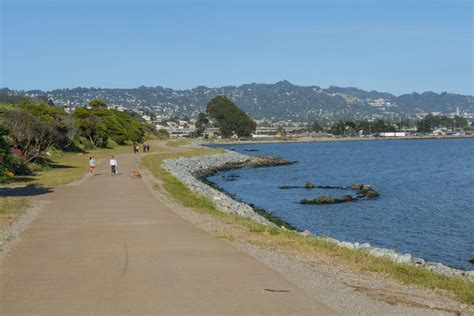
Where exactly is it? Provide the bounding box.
[2,81,473,121]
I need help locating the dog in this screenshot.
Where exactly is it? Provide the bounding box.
[130,171,142,178]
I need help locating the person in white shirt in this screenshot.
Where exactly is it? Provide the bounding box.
[88,156,96,174]
[109,156,118,175]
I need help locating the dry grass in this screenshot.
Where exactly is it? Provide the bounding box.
[0,197,29,231]
[165,139,192,147]
[5,146,133,188]
[141,147,474,306]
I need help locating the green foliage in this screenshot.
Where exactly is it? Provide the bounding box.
[72,103,149,147]
[0,107,62,167]
[417,114,468,133]
[88,99,108,108]
[0,92,31,105]
[0,128,12,183]
[329,120,357,135]
[15,102,77,149]
[72,107,108,147]
[206,96,256,138]
[0,97,153,175]
[195,112,209,136]
[329,119,398,135]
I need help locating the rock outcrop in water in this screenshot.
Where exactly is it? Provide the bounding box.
[340,195,353,202]
[280,183,347,190]
[298,183,379,205]
[304,181,315,189]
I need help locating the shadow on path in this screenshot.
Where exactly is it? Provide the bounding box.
[0,184,53,197]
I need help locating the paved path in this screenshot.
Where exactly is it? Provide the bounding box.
[0,152,337,315]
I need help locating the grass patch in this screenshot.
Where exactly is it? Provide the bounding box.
[141,148,474,305]
[5,145,133,188]
[166,139,192,147]
[0,197,29,231]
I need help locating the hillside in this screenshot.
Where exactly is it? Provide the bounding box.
[2,81,472,121]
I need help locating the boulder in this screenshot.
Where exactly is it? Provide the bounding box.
[469,258,474,264]
[364,190,379,198]
[464,271,474,282]
[357,243,372,252]
[351,184,363,190]
[412,257,426,265]
[315,195,337,204]
[339,195,353,202]
[396,253,412,264]
[338,241,355,249]
[361,185,372,193]
[304,181,315,189]
[299,229,313,237]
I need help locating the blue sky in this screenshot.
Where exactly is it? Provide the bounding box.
[1,0,472,95]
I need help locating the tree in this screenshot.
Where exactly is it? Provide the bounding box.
[329,120,356,135]
[356,120,371,135]
[0,108,61,165]
[370,119,395,133]
[102,116,128,144]
[88,99,107,108]
[206,96,256,138]
[73,107,108,147]
[195,112,209,136]
[0,128,12,182]
[18,102,76,149]
[417,114,434,133]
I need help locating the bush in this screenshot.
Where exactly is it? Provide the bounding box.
[0,108,61,166]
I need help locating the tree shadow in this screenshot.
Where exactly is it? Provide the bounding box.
[48,164,77,169]
[0,184,53,197]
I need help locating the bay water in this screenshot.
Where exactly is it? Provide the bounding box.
[208,138,474,270]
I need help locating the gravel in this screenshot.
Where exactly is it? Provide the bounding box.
[0,201,48,260]
[163,151,274,225]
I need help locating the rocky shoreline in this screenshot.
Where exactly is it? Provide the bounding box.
[163,151,286,226]
[162,149,474,283]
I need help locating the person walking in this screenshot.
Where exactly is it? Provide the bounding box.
[133,143,139,154]
[88,156,96,174]
[109,156,118,175]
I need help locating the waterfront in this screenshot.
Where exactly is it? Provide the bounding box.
[209,138,474,270]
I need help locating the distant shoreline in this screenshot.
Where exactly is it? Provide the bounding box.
[207,134,474,146]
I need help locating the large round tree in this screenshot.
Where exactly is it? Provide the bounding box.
[206,96,256,138]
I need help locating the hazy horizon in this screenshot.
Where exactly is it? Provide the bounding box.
[1,0,472,95]
[2,80,473,97]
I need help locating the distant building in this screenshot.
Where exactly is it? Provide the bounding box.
[379,132,407,137]
[203,127,221,139]
[169,128,195,138]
